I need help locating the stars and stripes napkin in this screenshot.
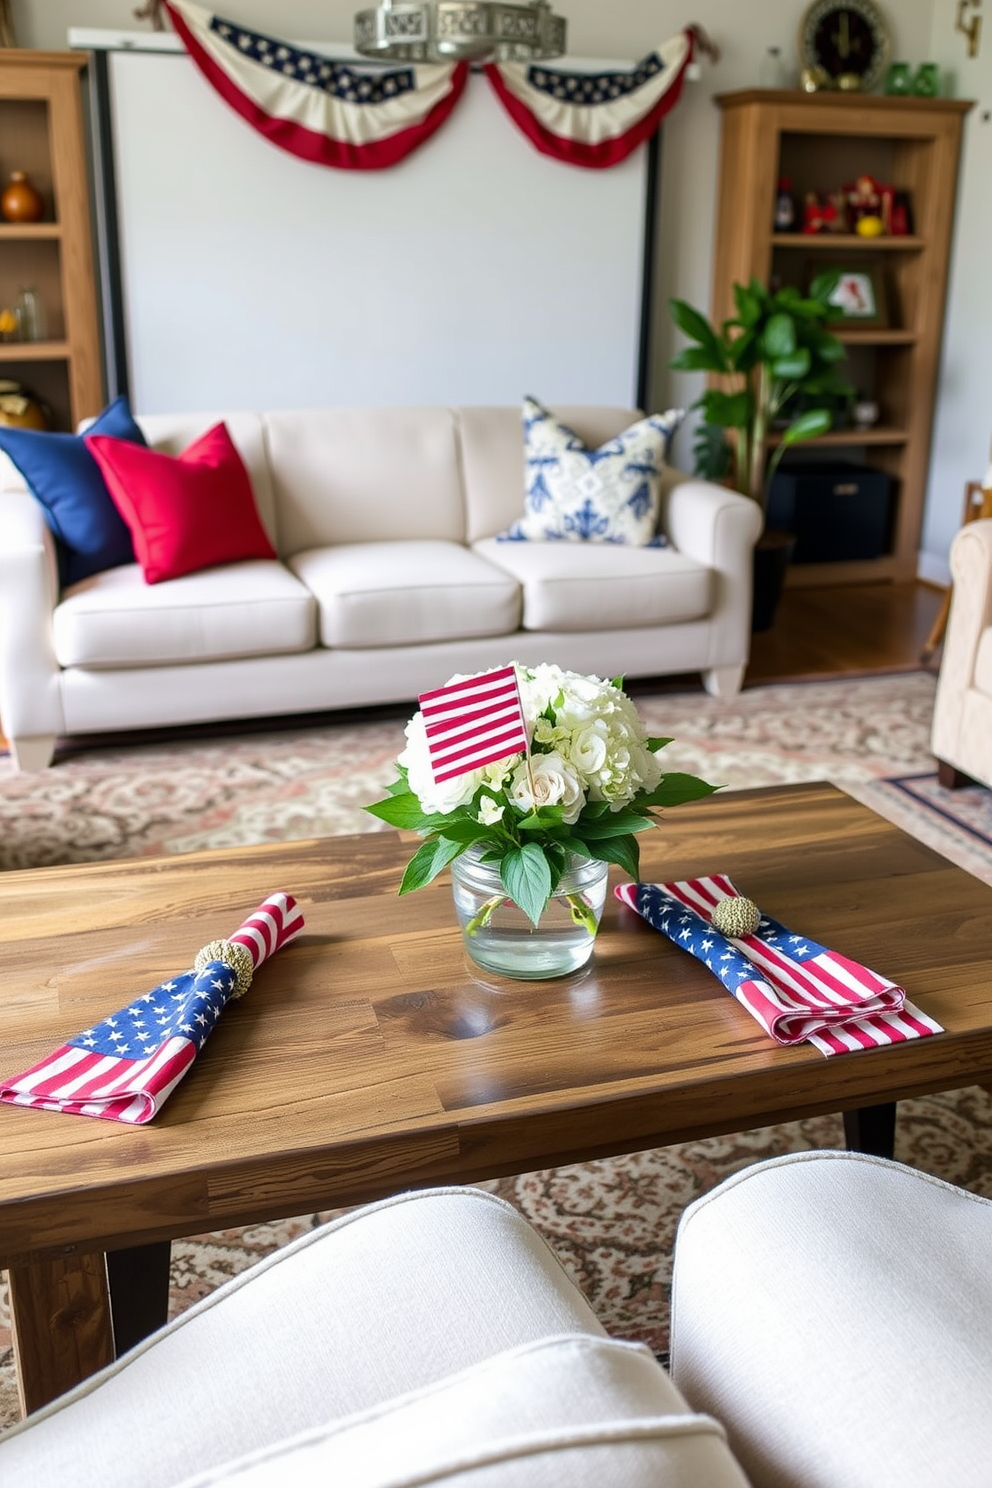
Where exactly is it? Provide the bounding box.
[0,892,305,1123]
[616,874,942,1057]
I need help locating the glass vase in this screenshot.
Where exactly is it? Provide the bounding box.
[451,847,609,980]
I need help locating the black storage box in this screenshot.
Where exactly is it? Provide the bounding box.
[766,463,894,563]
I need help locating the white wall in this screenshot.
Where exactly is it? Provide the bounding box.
[17,0,978,575]
[919,6,992,583]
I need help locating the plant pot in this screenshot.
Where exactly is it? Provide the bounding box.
[751,528,796,633]
[451,847,609,980]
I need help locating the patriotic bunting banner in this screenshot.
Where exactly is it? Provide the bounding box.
[163,0,468,169]
[0,892,305,1124]
[163,2,699,170]
[617,874,943,1057]
[484,28,697,169]
[419,665,529,784]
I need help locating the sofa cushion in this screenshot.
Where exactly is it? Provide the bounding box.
[171,1335,747,1487]
[134,411,279,551]
[458,406,663,545]
[289,541,520,648]
[266,408,466,552]
[53,561,316,669]
[86,424,277,585]
[0,395,145,586]
[474,537,711,632]
[498,397,683,546]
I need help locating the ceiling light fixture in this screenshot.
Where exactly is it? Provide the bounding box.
[354,0,567,64]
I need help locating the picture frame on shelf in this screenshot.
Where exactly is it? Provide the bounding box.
[808,261,889,330]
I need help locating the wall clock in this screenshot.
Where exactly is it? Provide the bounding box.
[798,0,891,91]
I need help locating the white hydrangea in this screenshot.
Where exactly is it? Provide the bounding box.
[402,663,662,818]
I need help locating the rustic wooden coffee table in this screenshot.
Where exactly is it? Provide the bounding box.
[2,781,991,1417]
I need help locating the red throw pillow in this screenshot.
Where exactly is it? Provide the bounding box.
[85,422,276,584]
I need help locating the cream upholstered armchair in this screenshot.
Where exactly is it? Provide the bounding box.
[931,517,992,790]
[3,1157,992,1487]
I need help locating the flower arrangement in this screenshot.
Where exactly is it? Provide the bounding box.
[366,663,717,929]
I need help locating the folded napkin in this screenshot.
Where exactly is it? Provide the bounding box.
[616,874,942,1057]
[0,892,305,1123]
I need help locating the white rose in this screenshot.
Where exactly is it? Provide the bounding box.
[568,721,609,778]
[398,713,482,814]
[509,752,585,823]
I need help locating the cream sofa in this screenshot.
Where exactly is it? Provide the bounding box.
[3,1152,990,1486]
[0,405,761,771]
[931,517,992,790]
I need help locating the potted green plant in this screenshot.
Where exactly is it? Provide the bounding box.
[668,277,853,627]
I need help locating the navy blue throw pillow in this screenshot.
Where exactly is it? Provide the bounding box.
[0,395,147,586]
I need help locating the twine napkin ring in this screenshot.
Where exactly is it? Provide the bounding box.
[193,938,255,998]
[711,895,761,938]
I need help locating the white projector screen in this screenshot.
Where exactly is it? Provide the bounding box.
[78,33,654,415]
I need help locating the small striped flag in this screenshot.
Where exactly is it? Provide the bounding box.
[617,874,943,1057]
[0,892,305,1123]
[419,665,530,785]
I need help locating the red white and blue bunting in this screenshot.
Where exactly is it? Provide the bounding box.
[163,1,701,171]
[485,29,698,169]
[163,0,468,170]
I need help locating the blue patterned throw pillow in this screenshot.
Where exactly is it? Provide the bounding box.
[498,397,684,545]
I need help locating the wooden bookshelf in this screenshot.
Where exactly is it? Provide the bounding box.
[0,51,103,431]
[711,89,971,585]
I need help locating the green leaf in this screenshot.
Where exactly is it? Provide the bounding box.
[637,773,721,808]
[762,312,796,359]
[398,836,464,894]
[668,298,726,366]
[645,736,674,752]
[365,791,436,831]
[578,807,653,839]
[699,389,750,429]
[584,833,640,878]
[436,820,499,844]
[733,281,763,326]
[501,843,553,927]
[770,348,811,380]
[726,326,760,372]
[691,423,732,482]
[670,345,726,373]
[780,408,832,445]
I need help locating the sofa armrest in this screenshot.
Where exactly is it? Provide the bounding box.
[0,491,65,742]
[661,475,762,570]
[931,518,992,768]
[660,475,762,673]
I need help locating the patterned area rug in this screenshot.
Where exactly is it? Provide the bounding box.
[2,669,991,1431]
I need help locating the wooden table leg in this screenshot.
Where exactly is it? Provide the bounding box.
[105,1241,172,1355]
[8,1254,114,1416]
[843,1101,896,1158]
[7,1241,171,1417]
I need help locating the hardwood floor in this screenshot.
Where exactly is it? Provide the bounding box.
[744,580,944,686]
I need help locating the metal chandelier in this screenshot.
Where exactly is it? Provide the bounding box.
[354,0,567,63]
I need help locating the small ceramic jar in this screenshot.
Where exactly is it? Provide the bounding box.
[0,170,44,223]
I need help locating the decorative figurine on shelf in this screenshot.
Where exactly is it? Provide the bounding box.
[890,190,913,235]
[0,170,44,224]
[774,176,796,230]
[802,191,826,233]
[0,379,47,430]
[827,189,850,232]
[852,395,881,429]
[847,173,882,224]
